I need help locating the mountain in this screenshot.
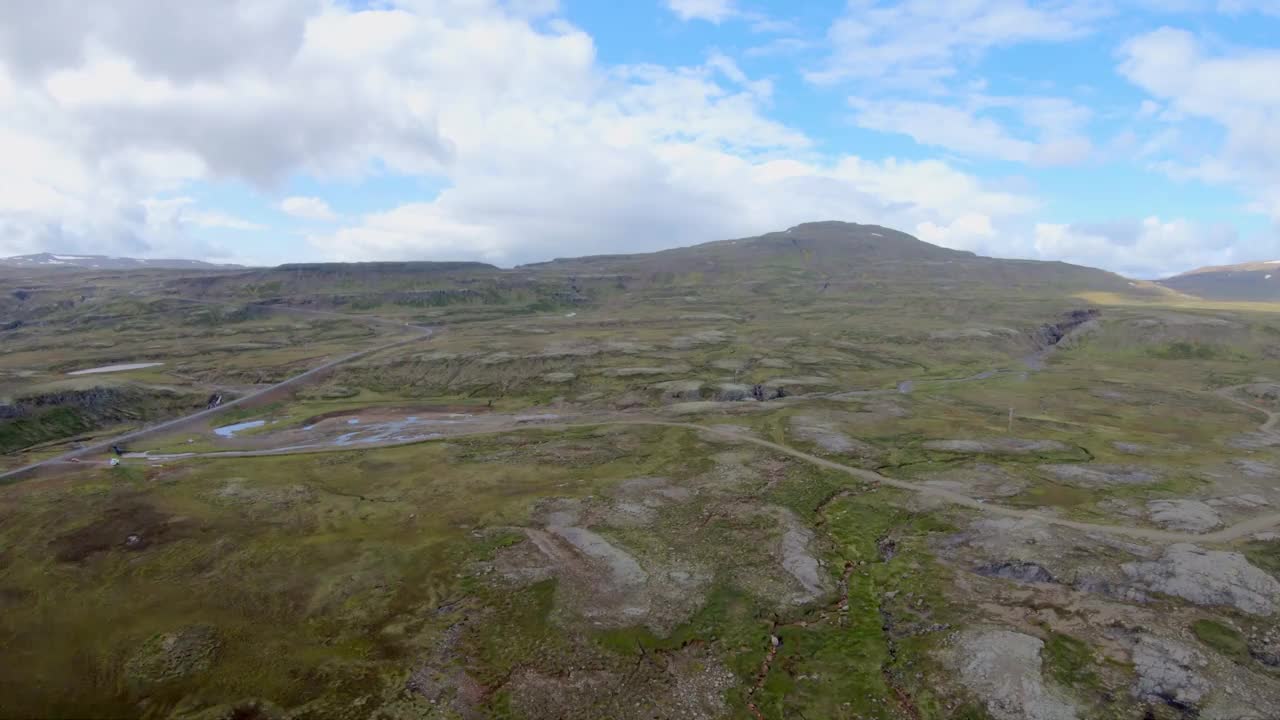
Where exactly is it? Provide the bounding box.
[523,221,1143,293]
[1158,261,1280,302]
[0,253,242,271]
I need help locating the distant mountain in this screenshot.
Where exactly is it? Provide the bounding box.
[1158,261,1280,301]
[523,221,1143,293]
[0,253,242,271]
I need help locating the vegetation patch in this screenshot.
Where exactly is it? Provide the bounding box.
[1192,619,1251,662]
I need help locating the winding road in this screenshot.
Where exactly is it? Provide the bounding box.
[1215,382,1280,435]
[111,411,1280,546]
[0,316,434,482]
[10,305,1280,547]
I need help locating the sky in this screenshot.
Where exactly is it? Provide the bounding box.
[1,1,1279,278]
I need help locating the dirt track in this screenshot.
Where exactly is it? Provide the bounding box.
[104,415,1280,546]
[1215,383,1280,434]
[13,315,1280,545]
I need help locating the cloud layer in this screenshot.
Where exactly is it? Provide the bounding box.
[0,0,1275,276]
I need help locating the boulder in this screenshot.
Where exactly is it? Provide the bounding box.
[1122,544,1280,616]
[1147,500,1222,533]
[1131,635,1211,709]
[953,629,1079,720]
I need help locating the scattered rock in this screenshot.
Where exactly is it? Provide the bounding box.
[651,379,705,401]
[542,372,577,384]
[670,330,731,350]
[924,438,1072,455]
[1250,631,1280,667]
[661,400,779,416]
[974,562,1056,585]
[710,359,746,372]
[1072,575,1151,603]
[1131,635,1211,709]
[603,366,689,378]
[757,358,791,369]
[1242,384,1280,403]
[778,518,827,604]
[125,625,220,688]
[762,376,834,389]
[172,699,286,720]
[929,327,1017,340]
[1215,494,1271,510]
[788,416,879,457]
[952,628,1079,720]
[505,645,735,720]
[714,383,751,401]
[1226,432,1280,450]
[679,312,739,322]
[1231,459,1279,479]
[603,341,653,354]
[1039,464,1161,487]
[919,464,1027,499]
[1096,498,1143,518]
[1147,500,1222,533]
[480,351,518,365]
[1122,544,1280,615]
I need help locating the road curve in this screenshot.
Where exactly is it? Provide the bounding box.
[108,417,1280,546]
[1215,383,1280,435]
[0,324,433,482]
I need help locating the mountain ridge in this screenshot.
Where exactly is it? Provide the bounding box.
[1158,259,1280,301]
[0,253,243,271]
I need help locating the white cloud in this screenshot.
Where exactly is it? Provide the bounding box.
[280,196,338,221]
[810,0,1106,87]
[311,150,1038,266]
[1140,0,1280,15]
[666,0,737,23]
[1120,27,1280,221]
[3,0,1241,279]
[186,211,264,231]
[3,0,1038,265]
[1032,217,1268,278]
[850,95,1094,165]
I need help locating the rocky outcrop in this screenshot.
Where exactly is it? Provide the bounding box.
[974,562,1056,584]
[714,383,751,401]
[1039,464,1161,487]
[1131,635,1211,709]
[925,438,1072,455]
[1122,544,1280,615]
[0,386,208,454]
[125,625,220,688]
[788,416,880,457]
[1146,500,1222,533]
[952,628,1079,720]
[1030,309,1101,350]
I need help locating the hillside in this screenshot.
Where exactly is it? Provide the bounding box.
[1159,260,1280,301]
[0,253,242,271]
[524,221,1143,293]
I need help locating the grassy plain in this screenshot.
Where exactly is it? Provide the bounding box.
[5,227,1280,717]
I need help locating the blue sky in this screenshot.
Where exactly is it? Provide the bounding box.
[1,0,1278,277]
